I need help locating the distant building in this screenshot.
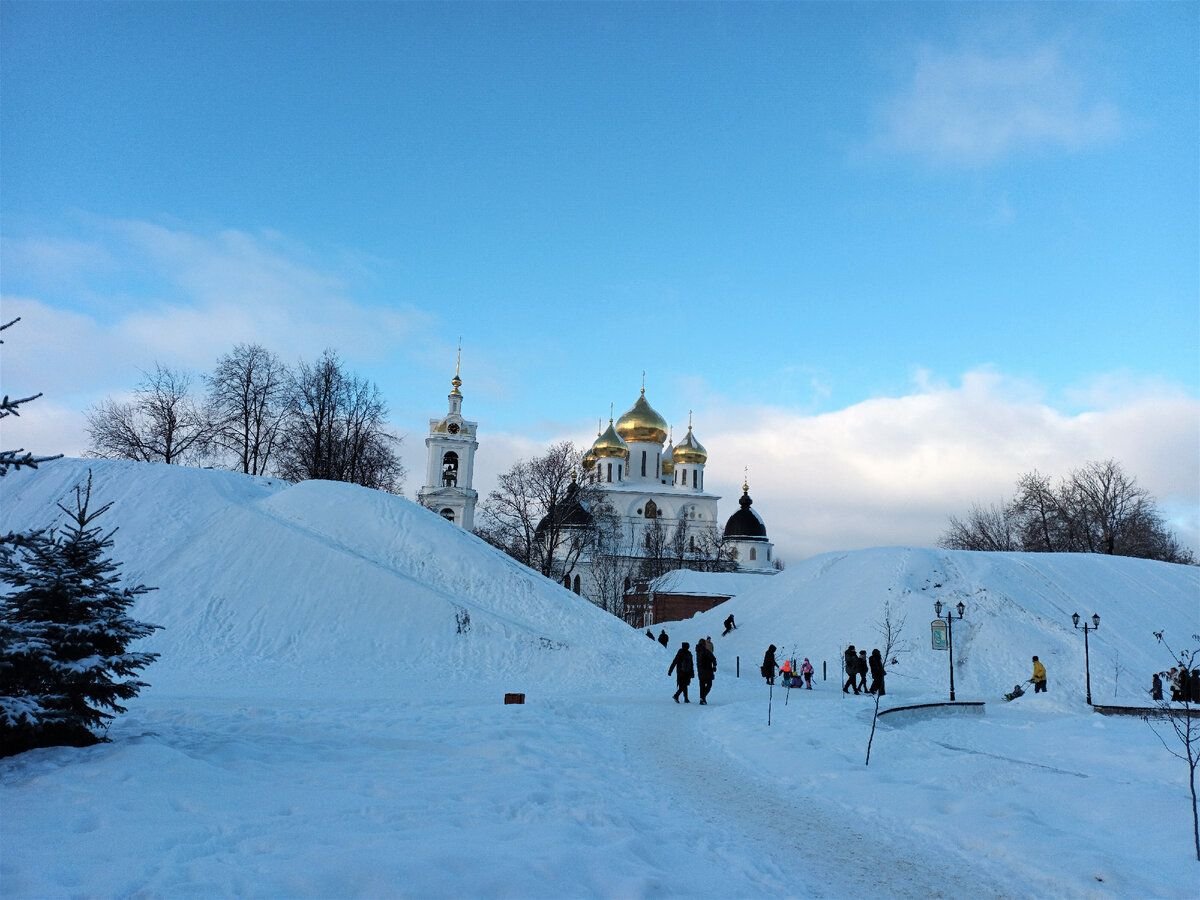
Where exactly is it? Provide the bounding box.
[416,358,479,530]
[624,571,770,626]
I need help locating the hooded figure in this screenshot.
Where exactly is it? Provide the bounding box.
[1031,656,1047,693]
[762,645,778,685]
[856,650,869,692]
[843,645,859,694]
[1151,672,1163,701]
[868,649,886,696]
[668,642,695,703]
[658,629,669,648]
[696,639,717,705]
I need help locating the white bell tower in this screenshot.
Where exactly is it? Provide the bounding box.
[416,349,479,530]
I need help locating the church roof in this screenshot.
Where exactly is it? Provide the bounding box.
[672,425,707,465]
[723,483,768,541]
[615,390,668,445]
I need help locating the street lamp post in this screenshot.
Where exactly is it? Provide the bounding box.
[1072,612,1101,705]
[934,599,966,701]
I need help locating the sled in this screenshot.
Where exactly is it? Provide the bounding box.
[781,674,805,689]
[1002,684,1026,702]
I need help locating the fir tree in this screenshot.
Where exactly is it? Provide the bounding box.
[0,472,160,756]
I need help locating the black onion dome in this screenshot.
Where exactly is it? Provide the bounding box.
[723,486,768,541]
[535,481,594,536]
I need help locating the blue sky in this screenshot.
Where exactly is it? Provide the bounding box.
[2,2,1197,558]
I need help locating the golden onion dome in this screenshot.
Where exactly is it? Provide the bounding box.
[581,448,597,470]
[661,441,675,476]
[615,390,668,445]
[672,425,707,465]
[591,419,629,459]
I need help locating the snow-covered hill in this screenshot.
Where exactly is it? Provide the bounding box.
[0,459,661,697]
[2,459,1198,897]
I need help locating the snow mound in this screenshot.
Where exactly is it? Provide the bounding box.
[0,459,659,698]
[678,546,1200,704]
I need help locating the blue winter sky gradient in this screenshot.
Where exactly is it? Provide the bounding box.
[2,2,1197,558]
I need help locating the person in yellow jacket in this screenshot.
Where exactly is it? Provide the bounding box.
[1031,656,1048,693]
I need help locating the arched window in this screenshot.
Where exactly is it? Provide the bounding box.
[641,450,647,477]
[441,451,459,486]
[689,535,696,551]
[692,469,698,489]
[440,508,455,522]
[606,463,612,483]
[572,575,581,594]
[750,547,757,561]
[767,549,772,561]
[644,500,658,519]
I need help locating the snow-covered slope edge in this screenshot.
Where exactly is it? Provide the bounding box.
[0,459,661,698]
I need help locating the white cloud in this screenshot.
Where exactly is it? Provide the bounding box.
[874,40,1120,167]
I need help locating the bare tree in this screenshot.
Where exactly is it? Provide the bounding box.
[865,599,909,766]
[1147,630,1200,861]
[940,501,1020,552]
[476,441,603,581]
[206,343,290,476]
[276,350,404,493]
[0,318,62,476]
[940,460,1194,564]
[587,501,638,618]
[86,364,213,465]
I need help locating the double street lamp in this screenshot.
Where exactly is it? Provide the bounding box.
[1072,612,1101,705]
[934,599,966,701]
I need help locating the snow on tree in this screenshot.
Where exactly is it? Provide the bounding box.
[0,472,160,757]
[0,317,62,477]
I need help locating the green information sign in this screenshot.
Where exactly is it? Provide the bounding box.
[931,619,948,651]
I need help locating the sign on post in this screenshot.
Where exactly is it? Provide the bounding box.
[931,619,948,651]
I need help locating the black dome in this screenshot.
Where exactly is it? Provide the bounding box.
[535,481,594,536]
[723,488,767,541]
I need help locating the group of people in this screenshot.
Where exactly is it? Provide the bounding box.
[760,645,813,689]
[667,636,717,704]
[1152,666,1200,702]
[842,645,887,696]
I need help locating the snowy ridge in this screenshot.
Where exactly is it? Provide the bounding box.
[0,459,660,698]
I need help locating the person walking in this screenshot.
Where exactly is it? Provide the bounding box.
[668,642,695,703]
[801,657,814,689]
[703,635,715,655]
[843,645,859,694]
[762,644,779,685]
[1031,655,1048,693]
[856,650,869,693]
[696,638,717,705]
[658,629,669,648]
[868,649,886,696]
[1151,671,1164,701]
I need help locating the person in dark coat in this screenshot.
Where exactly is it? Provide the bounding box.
[646,629,655,640]
[843,645,859,694]
[868,649,886,696]
[722,614,736,635]
[696,638,717,705]
[856,650,869,692]
[1151,672,1163,701]
[668,642,694,703]
[658,629,669,648]
[762,645,778,685]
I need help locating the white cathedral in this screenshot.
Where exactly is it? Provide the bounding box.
[416,366,776,599]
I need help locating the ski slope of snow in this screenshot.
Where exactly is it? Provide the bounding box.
[2,459,1198,898]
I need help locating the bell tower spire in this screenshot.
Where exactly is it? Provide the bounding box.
[417,346,479,530]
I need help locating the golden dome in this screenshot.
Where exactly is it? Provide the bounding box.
[661,441,675,476]
[591,419,629,459]
[615,390,668,444]
[582,448,597,470]
[672,425,707,465]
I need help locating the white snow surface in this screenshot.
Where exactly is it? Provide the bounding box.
[2,459,1198,898]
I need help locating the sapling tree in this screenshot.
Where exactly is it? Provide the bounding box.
[865,599,909,766]
[0,472,160,757]
[1146,630,1200,861]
